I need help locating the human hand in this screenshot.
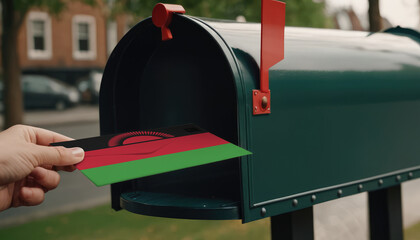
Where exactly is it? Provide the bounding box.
[0,125,84,212]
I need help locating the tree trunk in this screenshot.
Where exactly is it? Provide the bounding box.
[1,0,24,129]
[347,8,364,31]
[368,0,382,32]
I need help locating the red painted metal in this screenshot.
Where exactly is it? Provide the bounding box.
[252,89,271,114]
[152,3,186,41]
[253,0,285,115]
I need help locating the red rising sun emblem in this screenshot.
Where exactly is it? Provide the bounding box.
[108,131,174,147]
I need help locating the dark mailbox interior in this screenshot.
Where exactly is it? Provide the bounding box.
[100,15,242,219]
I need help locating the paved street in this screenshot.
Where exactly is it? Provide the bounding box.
[23,105,100,128]
[0,105,419,240]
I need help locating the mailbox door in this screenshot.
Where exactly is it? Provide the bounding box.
[100,15,250,220]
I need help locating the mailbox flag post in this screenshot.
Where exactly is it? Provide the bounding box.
[253,0,285,115]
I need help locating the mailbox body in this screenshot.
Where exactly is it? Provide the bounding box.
[100,15,420,222]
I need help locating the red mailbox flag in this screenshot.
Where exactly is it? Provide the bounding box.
[253,0,286,115]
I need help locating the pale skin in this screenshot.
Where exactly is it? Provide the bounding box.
[0,125,84,212]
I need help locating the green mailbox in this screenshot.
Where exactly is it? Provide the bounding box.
[100,2,420,237]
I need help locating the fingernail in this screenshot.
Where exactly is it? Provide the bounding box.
[71,147,84,158]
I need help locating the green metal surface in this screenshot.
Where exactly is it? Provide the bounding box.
[204,22,420,222]
[121,191,240,220]
[100,14,420,223]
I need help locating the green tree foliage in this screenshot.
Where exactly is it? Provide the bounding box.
[112,0,331,28]
[283,0,332,28]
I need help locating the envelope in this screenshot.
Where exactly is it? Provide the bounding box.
[51,124,251,186]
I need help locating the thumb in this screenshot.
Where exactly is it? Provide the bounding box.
[34,146,84,166]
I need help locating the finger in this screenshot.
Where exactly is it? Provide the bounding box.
[30,167,60,190]
[41,164,53,170]
[34,146,84,167]
[54,165,77,172]
[19,187,45,206]
[43,164,77,172]
[27,126,74,146]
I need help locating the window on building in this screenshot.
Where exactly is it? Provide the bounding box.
[32,20,45,50]
[27,12,52,59]
[78,22,89,51]
[72,15,96,60]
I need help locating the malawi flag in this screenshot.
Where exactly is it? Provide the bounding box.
[52,124,251,186]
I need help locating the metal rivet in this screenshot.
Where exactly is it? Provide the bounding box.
[292,199,298,206]
[311,195,316,202]
[337,189,343,197]
[254,91,258,95]
[358,184,363,191]
[261,207,266,217]
[254,106,258,112]
[396,175,401,182]
[378,179,383,185]
[409,172,414,179]
[261,96,268,109]
[268,108,271,111]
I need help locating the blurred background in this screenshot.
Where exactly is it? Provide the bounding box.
[0,0,420,239]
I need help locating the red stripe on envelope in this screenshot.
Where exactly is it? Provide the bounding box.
[77,132,229,170]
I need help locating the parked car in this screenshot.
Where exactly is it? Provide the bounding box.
[0,75,80,110]
[22,75,80,110]
[76,70,102,104]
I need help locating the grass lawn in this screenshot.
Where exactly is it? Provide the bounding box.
[0,205,270,240]
[2,205,420,240]
[406,221,420,240]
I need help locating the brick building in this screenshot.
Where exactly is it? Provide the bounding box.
[3,1,131,85]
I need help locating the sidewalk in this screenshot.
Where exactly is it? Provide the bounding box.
[0,105,99,128]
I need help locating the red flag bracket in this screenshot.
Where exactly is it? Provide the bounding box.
[152,3,186,41]
[253,0,285,115]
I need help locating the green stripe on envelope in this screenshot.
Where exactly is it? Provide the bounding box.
[81,143,251,186]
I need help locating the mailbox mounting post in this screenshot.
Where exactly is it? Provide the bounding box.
[253,0,285,115]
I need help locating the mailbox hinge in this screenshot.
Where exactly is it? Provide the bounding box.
[253,90,271,114]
